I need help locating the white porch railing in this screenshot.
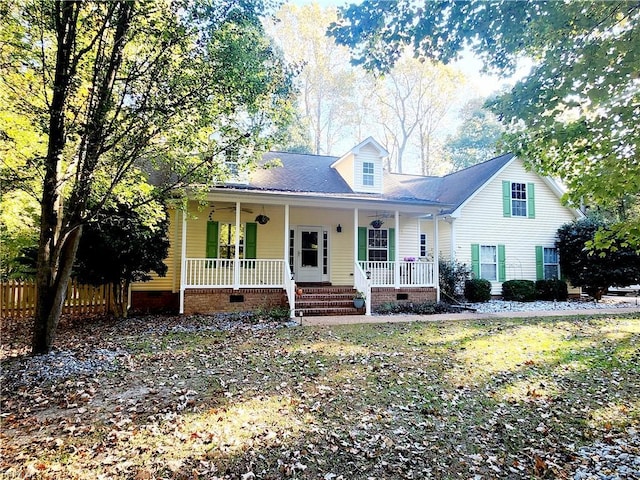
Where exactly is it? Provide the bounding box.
[184,258,287,288]
[358,260,436,287]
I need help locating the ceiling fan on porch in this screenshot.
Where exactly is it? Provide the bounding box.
[209,204,254,214]
[208,204,253,221]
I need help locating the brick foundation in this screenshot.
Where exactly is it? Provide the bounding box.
[130,291,179,314]
[184,288,288,315]
[371,287,437,309]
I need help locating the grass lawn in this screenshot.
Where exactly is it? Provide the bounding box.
[1,312,639,479]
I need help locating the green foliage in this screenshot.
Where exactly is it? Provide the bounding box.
[535,279,568,301]
[74,202,169,287]
[444,99,504,172]
[464,279,492,303]
[438,258,471,302]
[502,280,536,302]
[374,301,452,315]
[330,1,640,249]
[556,217,640,299]
[0,192,39,280]
[1,0,295,352]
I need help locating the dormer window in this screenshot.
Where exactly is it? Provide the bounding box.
[363,162,374,186]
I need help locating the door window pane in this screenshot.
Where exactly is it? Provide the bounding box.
[301,231,318,267]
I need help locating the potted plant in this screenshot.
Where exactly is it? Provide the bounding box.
[255,214,270,225]
[370,219,384,229]
[353,291,366,308]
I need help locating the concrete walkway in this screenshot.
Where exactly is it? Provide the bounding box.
[299,304,640,327]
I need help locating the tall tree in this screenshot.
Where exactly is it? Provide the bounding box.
[268,3,356,155]
[445,98,504,172]
[330,0,640,248]
[373,55,465,174]
[1,0,294,353]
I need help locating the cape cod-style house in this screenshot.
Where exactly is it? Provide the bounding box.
[131,137,583,317]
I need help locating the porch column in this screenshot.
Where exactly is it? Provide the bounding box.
[233,201,241,289]
[179,207,187,314]
[434,214,440,302]
[284,204,290,266]
[394,210,400,289]
[353,208,359,287]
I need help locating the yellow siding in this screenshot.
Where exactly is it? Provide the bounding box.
[131,207,179,292]
[451,158,579,294]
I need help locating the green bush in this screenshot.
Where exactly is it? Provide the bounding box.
[535,279,568,301]
[439,258,471,302]
[374,301,453,315]
[464,279,492,302]
[502,280,536,302]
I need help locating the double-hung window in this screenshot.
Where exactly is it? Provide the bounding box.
[480,245,498,281]
[219,223,244,259]
[363,162,374,186]
[368,229,388,261]
[503,181,535,218]
[511,182,527,217]
[543,248,560,279]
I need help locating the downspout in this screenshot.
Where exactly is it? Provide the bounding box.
[450,216,456,261]
[179,206,187,314]
[434,214,440,302]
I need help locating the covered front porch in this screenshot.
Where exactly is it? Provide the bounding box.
[178,196,442,317]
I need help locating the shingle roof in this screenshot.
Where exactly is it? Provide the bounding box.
[229,150,515,211]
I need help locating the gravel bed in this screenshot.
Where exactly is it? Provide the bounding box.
[1,348,129,390]
[467,298,639,314]
[573,428,640,479]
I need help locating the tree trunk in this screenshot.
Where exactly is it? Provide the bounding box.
[32,228,82,354]
[109,280,129,318]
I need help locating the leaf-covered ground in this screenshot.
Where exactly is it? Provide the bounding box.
[1,313,639,479]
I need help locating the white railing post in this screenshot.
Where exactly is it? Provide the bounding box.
[284,260,295,319]
[354,262,371,316]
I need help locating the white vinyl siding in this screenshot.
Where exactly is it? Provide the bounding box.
[354,143,383,193]
[451,158,579,294]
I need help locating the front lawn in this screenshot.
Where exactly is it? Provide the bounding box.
[1,313,639,479]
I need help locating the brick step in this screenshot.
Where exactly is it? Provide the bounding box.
[294,286,364,316]
[297,307,364,317]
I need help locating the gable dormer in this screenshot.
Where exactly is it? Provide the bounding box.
[331,137,387,194]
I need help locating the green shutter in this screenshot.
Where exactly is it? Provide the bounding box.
[498,244,506,282]
[358,227,367,262]
[206,221,219,258]
[502,181,511,217]
[388,228,395,262]
[245,222,257,259]
[527,183,536,219]
[471,244,480,278]
[535,246,544,280]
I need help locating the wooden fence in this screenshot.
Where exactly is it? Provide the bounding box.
[0,279,118,319]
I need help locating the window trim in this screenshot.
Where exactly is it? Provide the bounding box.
[362,161,374,186]
[543,246,560,280]
[511,182,527,217]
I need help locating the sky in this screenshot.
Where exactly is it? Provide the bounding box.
[281,0,531,97]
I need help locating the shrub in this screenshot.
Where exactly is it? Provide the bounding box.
[535,279,569,301]
[464,279,492,302]
[439,258,471,302]
[502,280,536,302]
[373,301,453,315]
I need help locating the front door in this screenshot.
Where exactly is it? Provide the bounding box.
[295,226,323,283]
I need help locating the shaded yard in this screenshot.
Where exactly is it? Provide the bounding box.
[1,312,639,479]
